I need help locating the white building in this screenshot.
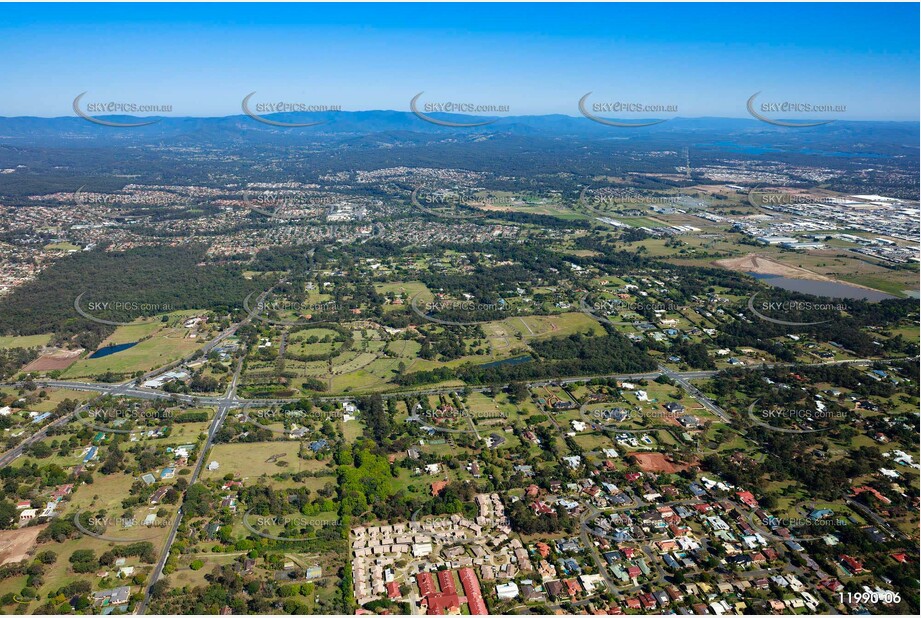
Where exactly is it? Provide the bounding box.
[496,582,519,600]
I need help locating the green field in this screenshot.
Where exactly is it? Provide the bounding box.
[61,329,202,378]
[0,333,52,349]
[201,442,335,480]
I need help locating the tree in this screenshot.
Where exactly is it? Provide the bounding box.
[508,381,529,403]
[0,500,18,530]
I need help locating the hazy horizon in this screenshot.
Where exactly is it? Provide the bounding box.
[1,2,918,121]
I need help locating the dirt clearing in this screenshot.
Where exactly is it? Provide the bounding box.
[0,524,46,565]
[714,254,830,281]
[22,349,83,372]
[632,452,694,474]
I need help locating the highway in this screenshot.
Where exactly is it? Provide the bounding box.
[658,363,730,422]
[0,310,911,617]
[0,379,138,467]
[1,357,896,415]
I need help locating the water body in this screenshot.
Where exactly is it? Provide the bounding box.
[751,273,895,302]
[478,355,532,370]
[89,341,139,358]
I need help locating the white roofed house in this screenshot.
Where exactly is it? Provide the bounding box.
[19,508,38,526]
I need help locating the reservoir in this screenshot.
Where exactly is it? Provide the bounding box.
[751,274,895,302]
[479,355,532,370]
[89,341,139,358]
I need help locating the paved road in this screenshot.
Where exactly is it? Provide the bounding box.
[846,497,910,542]
[138,360,243,614]
[0,379,138,467]
[0,324,911,617]
[658,363,731,422]
[578,506,621,595]
[3,357,898,414]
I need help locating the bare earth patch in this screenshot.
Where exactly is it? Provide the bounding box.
[632,452,693,474]
[22,348,84,372]
[714,253,831,281]
[0,524,47,565]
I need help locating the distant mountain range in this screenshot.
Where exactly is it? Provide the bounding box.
[0,111,917,149]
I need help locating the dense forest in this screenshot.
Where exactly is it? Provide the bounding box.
[0,245,263,350]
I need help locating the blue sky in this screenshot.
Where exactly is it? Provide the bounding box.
[1,2,918,120]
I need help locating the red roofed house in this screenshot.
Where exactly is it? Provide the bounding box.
[51,484,74,500]
[416,572,436,597]
[564,578,582,597]
[386,581,401,599]
[852,486,892,506]
[840,555,865,575]
[417,571,461,615]
[431,481,449,497]
[425,593,460,615]
[639,593,657,610]
[459,567,487,615]
[437,570,457,596]
[657,540,678,553]
[736,491,759,509]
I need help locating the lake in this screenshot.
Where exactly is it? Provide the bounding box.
[89,341,139,358]
[478,355,532,370]
[751,274,895,302]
